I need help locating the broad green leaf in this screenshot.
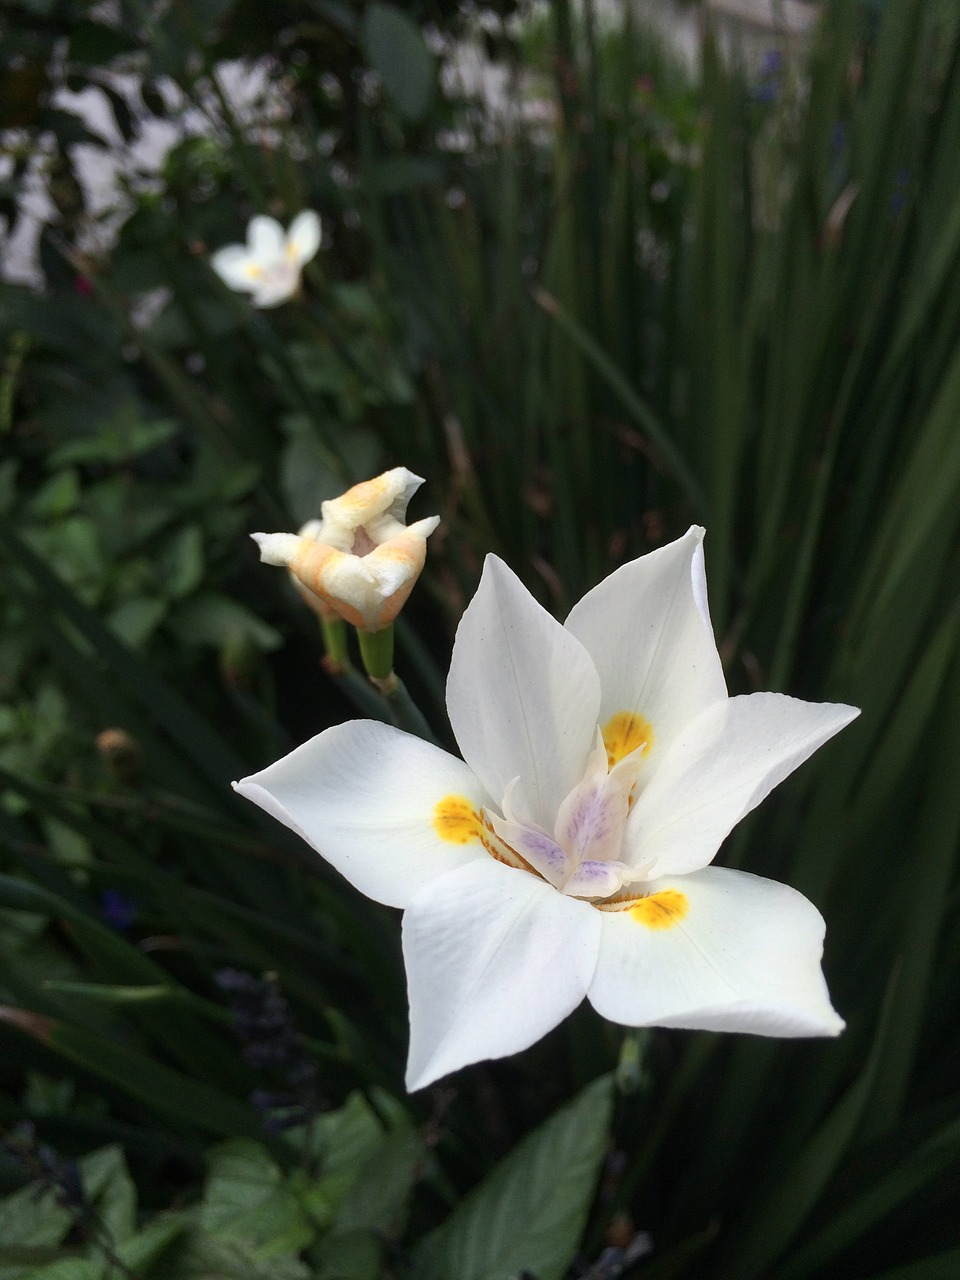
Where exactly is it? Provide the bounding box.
[115,1213,190,1271]
[80,1145,137,1243]
[333,1121,422,1234]
[0,1180,73,1256]
[362,3,435,122]
[200,1141,316,1258]
[309,1091,390,1206]
[150,1228,310,1280]
[20,1261,102,1280]
[48,419,179,467]
[171,593,282,652]
[416,1074,615,1280]
[109,596,168,647]
[157,524,205,599]
[312,1230,381,1280]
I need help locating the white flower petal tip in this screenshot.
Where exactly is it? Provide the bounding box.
[251,470,439,630]
[243,525,857,1088]
[402,860,602,1091]
[234,720,490,909]
[210,210,322,307]
[587,867,845,1039]
[251,531,300,565]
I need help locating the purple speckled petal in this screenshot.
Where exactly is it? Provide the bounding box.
[486,811,570,888]
[563,860,626,900]
[554,732,636,865]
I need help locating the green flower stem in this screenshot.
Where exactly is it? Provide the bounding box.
[616,1026,649,1095]
[371,672,439,745]
[357,625,395,681]
[326,664,393,722]
[320,615,350,672]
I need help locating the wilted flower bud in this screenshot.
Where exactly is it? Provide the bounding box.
[253,467,440,632]
[95,728,143,786]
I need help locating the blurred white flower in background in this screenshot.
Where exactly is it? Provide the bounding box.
[211,210,321,307]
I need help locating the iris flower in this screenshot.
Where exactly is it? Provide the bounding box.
[211,211,321,308]
[252,468,440,632]
[236,528,857,1090]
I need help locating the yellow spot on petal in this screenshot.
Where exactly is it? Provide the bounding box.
[602,711,654,768]
[244,263,264,280]
[629,890,688,929]
[433,795,482,845]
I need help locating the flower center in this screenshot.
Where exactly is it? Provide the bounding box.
[433,710,659,905]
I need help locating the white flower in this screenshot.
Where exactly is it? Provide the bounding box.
[252,467,440,631]
[235,528,858,1090]
[211,211,321,308]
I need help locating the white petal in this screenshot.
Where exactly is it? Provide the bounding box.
[588,866,844,1036]
[564,527,727,775]
[286,209,321,265]
[384,467,426,522]
[233,721,490,908]
[251,278,297,308]
[321,468,424,533]
[247,215,286,264]
[446,555,601,829]
[210,244,258,292]
[251,531,300,565]
[626,693,860,878]
[403,859,601,1089]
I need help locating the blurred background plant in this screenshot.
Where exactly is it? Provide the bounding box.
[3,0,960,1276]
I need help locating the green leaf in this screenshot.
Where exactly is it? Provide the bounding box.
[150,1227,311,1280]
[362,3,435,122]
[157,524,204,599]
[200,1141,316,1258]
[775,1107,960,1279]
[309,1092,389,1208]
[358,156,442,195]
[0,1145,135,1277]
[716,972,898,1280]
[0,1178,73,1256]
[312,1230,382,1280]
[333,1121,422,1234]
[171,592,282,652]
[0,1006,266,1141]
[862,1248,960,1280]
[80,1144,137,1243]
[109,596,168,647]
[49,417,179,466]
[115,1213,190,1271]
[416,1074,615,1280]
[279,417,381,526]
[20,1260,102,1280]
